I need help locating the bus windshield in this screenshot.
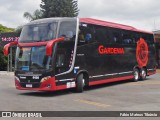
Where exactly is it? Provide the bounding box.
[16,19,77,72]
[15,46,52,71]
[19,22,58,42]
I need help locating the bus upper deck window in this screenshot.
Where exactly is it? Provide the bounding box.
[48,23,57,40]
[58,21,76,41]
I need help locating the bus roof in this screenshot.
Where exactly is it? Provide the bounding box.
[80,18,152,34]
[25,17,77,26]
[25,17,152,34]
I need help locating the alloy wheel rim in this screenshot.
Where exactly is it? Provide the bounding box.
[142,70,146,79]
[134,71,139,80]
[82,79,85,87]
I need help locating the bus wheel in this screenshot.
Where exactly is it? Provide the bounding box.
[133,68,140,82]
[76,74,85,93]
[140,68,147,80]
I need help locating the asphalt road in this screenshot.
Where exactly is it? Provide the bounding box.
[0,71,160,120]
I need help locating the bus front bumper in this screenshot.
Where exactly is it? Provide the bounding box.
[15,77,67,91]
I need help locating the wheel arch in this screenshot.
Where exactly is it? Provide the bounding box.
[76,70,89,86]
[134,66,147,74]
[133,65,147,80]
[133,65,140,72]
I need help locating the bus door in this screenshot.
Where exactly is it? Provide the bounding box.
[55,21,77,75]
[55,42,75,74]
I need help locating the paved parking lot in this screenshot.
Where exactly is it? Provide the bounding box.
[0,71,160,120]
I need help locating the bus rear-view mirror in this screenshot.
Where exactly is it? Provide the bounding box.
[46,37,64,56]
[3,41,18,56]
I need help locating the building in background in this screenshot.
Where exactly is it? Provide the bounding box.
[153,30,160,68]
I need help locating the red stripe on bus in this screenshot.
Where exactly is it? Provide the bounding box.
[16,84,67,91]
[148,71,156,76]
[55,85,67,91]
[89,76,134,86]
[16,85,67,91]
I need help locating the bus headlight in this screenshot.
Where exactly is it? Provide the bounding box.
[40,76,51,83]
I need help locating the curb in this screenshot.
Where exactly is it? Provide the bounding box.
[156,69,160,73]
[0,71,14,76]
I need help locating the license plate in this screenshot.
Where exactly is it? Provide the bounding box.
[26,84,32,88]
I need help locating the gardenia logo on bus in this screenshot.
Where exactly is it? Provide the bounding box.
[98,45,125,55]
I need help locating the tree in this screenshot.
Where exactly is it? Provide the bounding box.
[0,24,15,71]
[23,9,43,21]
[15,26,23,36]
[0,25,18,71]
[0,48,7,71]
[0,24,14,32]
[40,0,79,18]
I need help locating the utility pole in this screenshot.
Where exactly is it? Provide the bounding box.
[7,47,13,72]
[7,53,10,72]
[10,47,12,72]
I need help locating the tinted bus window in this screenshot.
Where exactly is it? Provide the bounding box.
[58,21,77,41]
[94,26,112,43]
[140,33,154,44]
[109,28,122,44]
[134,33,141,42]
[78,23,95,45]
[121,30,136,44]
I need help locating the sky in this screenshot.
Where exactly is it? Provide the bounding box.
[0,0,160,31]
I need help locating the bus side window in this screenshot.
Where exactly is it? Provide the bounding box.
[58,21,76,41]
[148,34,154,44]
[121,31,135,44]
[78,23,95,46]
[94,26,107,43]
[134,33,141,43]
[110,29,122,44]
[78,27,85,43]
[140,34,154,45]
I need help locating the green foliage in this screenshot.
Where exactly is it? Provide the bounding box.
[0,24,15,71]
[40,0,79,18]
[0,24,15,32]
[23,0,79,21]
[23,9,43,21]
[0,48,7,71]
[15,26,23,36]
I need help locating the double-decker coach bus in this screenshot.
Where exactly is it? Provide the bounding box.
[4,18,157,92]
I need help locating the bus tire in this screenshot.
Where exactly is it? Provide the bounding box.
[140,68,147,80]
[76,74,85,93]
[133,68,140,82]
